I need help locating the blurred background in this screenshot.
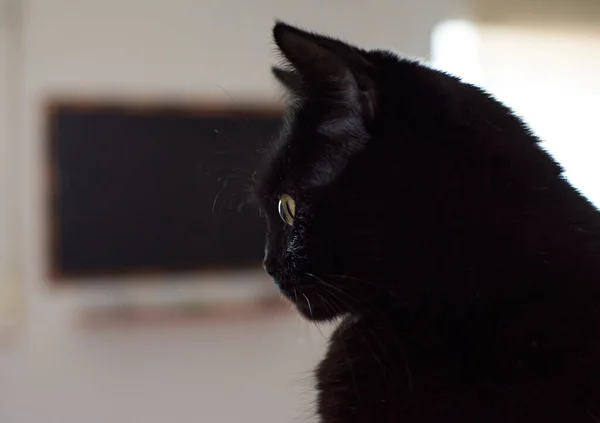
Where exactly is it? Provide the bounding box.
[0,0,598,422]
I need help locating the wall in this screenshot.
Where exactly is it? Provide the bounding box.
[0,0,23,331]
[0,1,11,325]
[470,0,600,24]
[0,0,466,422]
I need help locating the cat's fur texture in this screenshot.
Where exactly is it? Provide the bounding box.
[253,21,600,422]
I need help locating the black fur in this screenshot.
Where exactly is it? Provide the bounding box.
[253,21,600,422]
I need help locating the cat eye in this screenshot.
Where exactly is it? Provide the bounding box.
[278,194,296,226]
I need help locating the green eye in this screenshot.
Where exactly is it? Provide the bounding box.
[278,194,296,226]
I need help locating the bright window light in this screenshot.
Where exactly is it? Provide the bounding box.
[431,20,600,207]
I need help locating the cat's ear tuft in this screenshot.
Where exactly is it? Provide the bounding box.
[271,66,303,94]
[272,21,377,121]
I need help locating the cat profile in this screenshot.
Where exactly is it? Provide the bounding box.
[253,21,600,422]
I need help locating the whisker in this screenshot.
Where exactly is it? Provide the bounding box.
[302,293,313,317]
[207,167,254,178]
[200,149,255,165]
[213,128,239,145]
[326,273,407,303]
[305,272,413,395]
[211,181,227,213]
[315,288,368,413]
[312,293,329,339]
[215,84,250,125]
[215,176,253,190]
[306,273,361,311]
[218,190,238,213]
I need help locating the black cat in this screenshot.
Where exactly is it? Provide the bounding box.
[253,21,600,422]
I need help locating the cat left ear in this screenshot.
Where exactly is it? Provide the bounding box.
[272,22,377,121]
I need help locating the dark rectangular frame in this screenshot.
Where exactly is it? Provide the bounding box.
[45,99,283,284]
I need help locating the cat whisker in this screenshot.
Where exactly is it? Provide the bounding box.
[326,273,407,303]
[212,128,243,146]
[312,292,330,339]
[212,170,255,183]
[311,281,393,402]
[203,166,255,181]
[211,180,228,213]
[198,149,256,171]
[218,190,239,213]
[305,273,362,318]
[302,293,313,317]
[215,84,250,126]
[306,273,360,304]
[305,272,413,390]
[312,291,364,411]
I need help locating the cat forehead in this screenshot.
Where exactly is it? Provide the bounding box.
[277,108,368,189]
[262,107,367,194]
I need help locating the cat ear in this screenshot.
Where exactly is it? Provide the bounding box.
[272,21,377,120]
[271,67,303,94]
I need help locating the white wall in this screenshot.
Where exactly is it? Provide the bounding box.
[0,0,23,331]
[0,1,12,324]
[0,0,467,422]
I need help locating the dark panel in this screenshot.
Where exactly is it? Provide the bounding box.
[47,103,281,281]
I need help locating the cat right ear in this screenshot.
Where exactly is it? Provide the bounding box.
[271,67,303,94]
[272,21,377,121]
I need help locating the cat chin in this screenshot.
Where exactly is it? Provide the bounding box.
[281,288,346,322]
[273,274,349,321]
[294,299,341,322]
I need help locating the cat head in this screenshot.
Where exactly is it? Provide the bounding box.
[253,22,560,321]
